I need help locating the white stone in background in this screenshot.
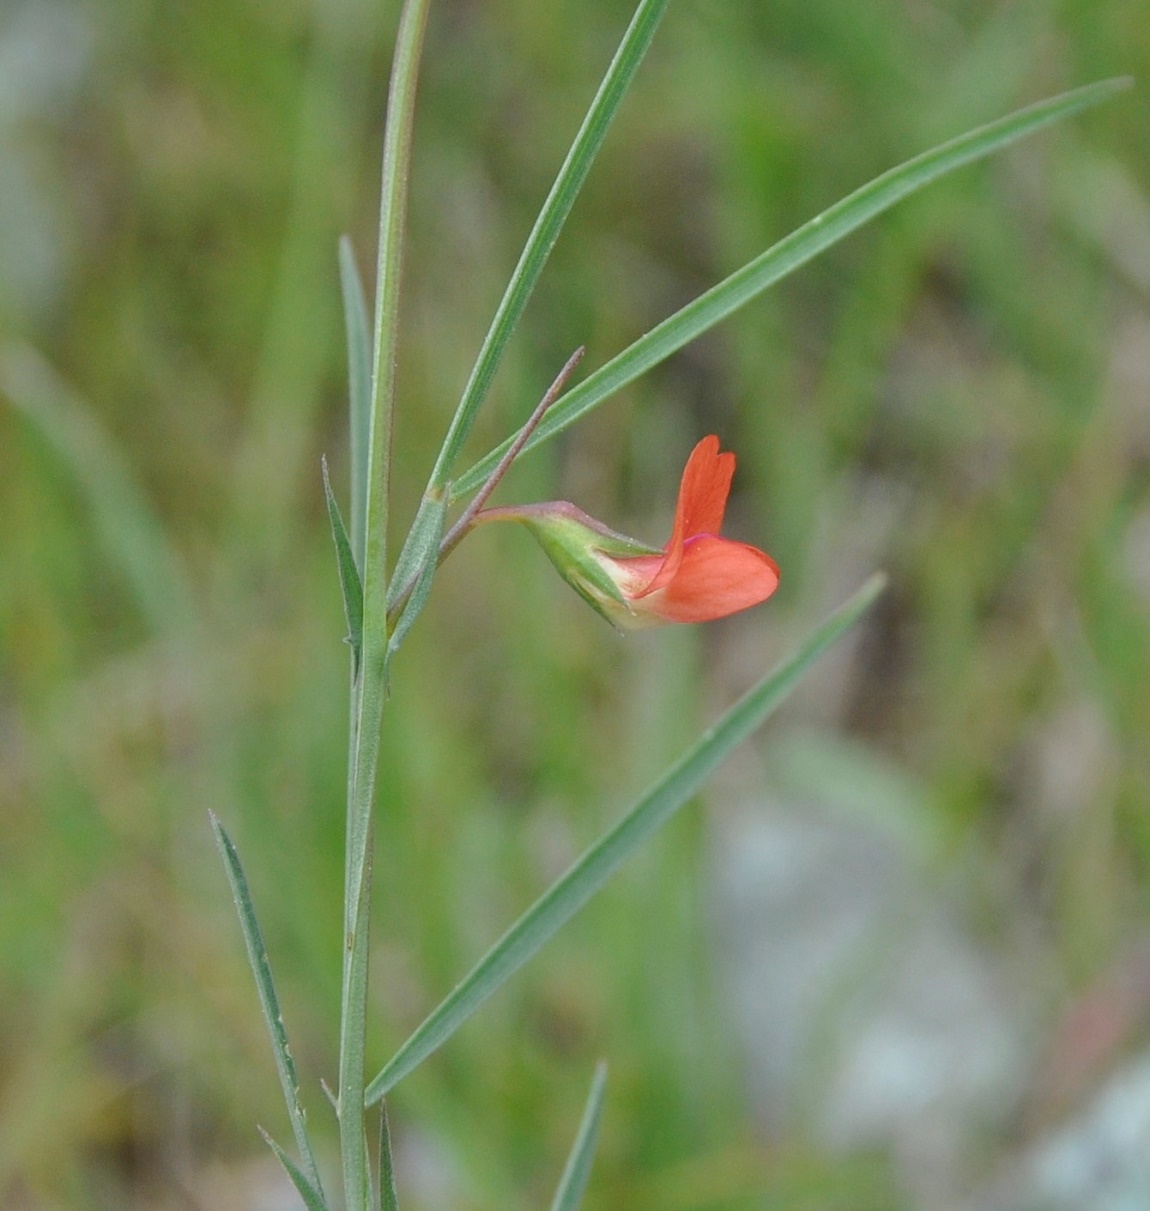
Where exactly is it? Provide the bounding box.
[997,1053,1150,1211]
[1123,505,1150,606]
[0,2,91,122]
[392,1121,466,1211]
[819,921,1020,1155]
[0,2,93,318]
[710,764,1030,1210]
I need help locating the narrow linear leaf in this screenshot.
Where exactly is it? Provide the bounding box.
[387,496,447,660]
[550,1063,608,1211]
[339,237,372,573]
[386,0,670,610]
[378,1102,400,1211]
[419,0,671,496]
[261,1128,330,1211]
[359,0,434,652]
[323,457,364,672]
[210,813,326,1202]
[450,78,1131,500]
[386,493,448,615]
[365,573,886,1103]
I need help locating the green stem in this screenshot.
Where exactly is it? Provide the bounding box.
[340,0,432,1205]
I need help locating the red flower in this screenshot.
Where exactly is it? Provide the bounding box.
[609,435,780,624]
[477,435,779,629]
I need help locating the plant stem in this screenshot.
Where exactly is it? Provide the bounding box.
[340,0,432,1205]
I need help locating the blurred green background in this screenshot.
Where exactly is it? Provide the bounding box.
[1,0,1148,1207]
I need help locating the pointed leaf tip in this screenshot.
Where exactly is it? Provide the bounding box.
[550,1063,609,1211]
[260,1128,330,1211]
[364,575,883,1101]
[213,817,326,1201]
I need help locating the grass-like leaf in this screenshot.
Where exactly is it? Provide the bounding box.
[261,1128,330,1211]
[387,496,446,661]
[422,0,670,493]
[378,1102,400,1211]
[549,1063,608,1211]
[385,492,448,621]
[339,237,372,574]
[450,77,1131,501]
[323,457,364,674]
[365,573,886,1103]
[389,0,670,607]
[210,813,326,1203]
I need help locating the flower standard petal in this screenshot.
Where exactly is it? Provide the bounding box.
[639,435,736,597]
[675,434,735,539]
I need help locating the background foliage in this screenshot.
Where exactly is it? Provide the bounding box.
[1,0,1147,1207]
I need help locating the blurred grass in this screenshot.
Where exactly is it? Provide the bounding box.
[0,0,1147,1208]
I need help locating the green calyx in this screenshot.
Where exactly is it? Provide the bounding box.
[477,502,661,628]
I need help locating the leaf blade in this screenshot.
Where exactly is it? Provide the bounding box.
[323,457,365,672]
[419,0,671,496]
[211,814,326,1202]
[365,574,886,1103]
[451,78,1132,500]
[549,1063,608,1211]
[378,1102,400,1211]
[339,237,372,573]
[387,495,447,660]
[261,1128,330,1211]
[388,0,670,627]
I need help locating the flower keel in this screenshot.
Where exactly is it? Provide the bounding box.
[476,435,779,629]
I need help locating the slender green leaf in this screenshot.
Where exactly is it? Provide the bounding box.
[388,0,670,601]
[419,0,670,495]
[323,457,364,673]
[387,496,439,617]
[450,77,1131,501]
[261,1129,330,1211]
[339,237,372,573]
[378,1102,400,1211]
[385,493,448,616]
[387,496,447,659]
[210,814,326,1202]
[550,1063,608,1211]
[392,0,673,624]
[365,574,887,1103]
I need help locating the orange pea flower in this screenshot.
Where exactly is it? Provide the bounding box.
[476,435,779,629]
